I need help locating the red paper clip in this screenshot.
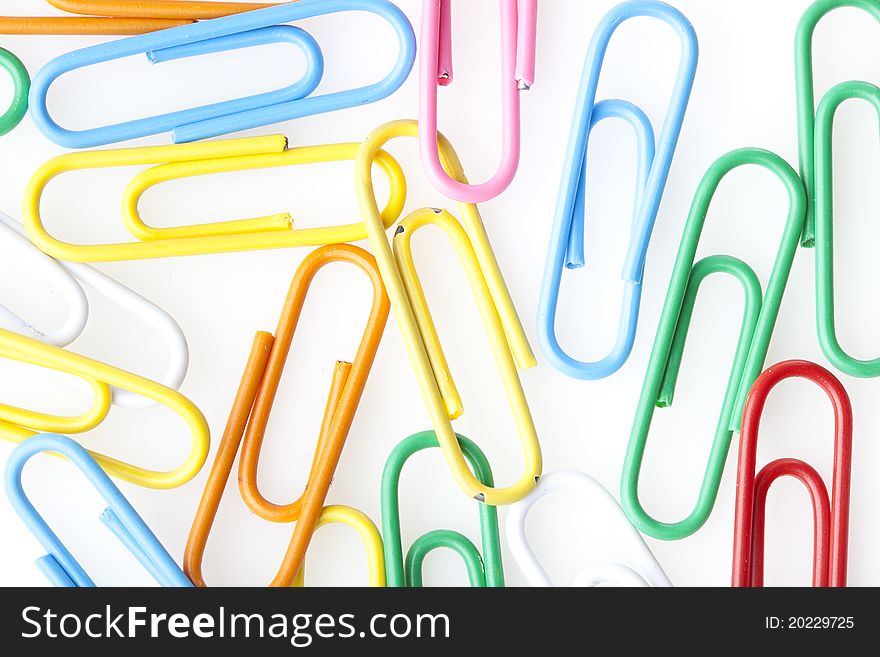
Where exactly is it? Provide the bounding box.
[732,360,852,587]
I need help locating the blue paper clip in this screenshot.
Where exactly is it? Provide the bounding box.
[537,1,698,380]
[5,434,192,587]
[29,0,416,148]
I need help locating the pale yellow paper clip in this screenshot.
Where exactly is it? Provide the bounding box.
[24,136,406,262]
[355,119,541,506]
[292,505,386,587]
[0,328,209,489]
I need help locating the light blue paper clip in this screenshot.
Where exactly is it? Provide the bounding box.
[5,434,192,587]
[29,0,416,148]
[537,1,698,380]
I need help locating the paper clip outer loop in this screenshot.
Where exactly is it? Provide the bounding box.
[732,360,852,588]
[356,119,540,506]
[0,328,209,489]
[24,136,407,262]
[380,431,504,588]
[621,148,807,540]
[795,0,880,246]
[812,80,880,376]
[418,0,538,202]
[48,1,277,21]
[292,505,386,587]
[29,0,416,148]
[505,470,671,587]
[5,433,192,587]
[537,1,698,380]
[0,212,189,409]
[185,244,388,587]
[0,49,29,136]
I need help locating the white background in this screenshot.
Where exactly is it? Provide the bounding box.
[1,0,879,587]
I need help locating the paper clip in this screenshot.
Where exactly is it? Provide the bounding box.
[537,1,698,380]
[418,0,537,202]
[185,244,388,587]
[29,0,416,148]
[505,470,671,587]
[44,1,276,22]
[381,431,504,587]
[0,212,188,409]
[292,505,386,587]
[0,2,191,34]
[0,1,279,134]
[24,136,406,262]
[5,433,192,587]
[356,119,541,505]
[0,48,29,136]
[732,360,852,587]
[621,148,807,540]
[795,0,880,246]
[0,323,208,488]
[796,0,880,376]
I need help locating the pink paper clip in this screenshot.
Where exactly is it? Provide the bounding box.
[419,0,537,202]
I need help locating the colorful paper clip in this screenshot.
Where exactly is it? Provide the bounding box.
[0,1,191,34]
[0,1,282,134]
[381,431,504,587]
[42,1,276,22]
[621,148,806,540]
[356,119,541,505]
[292,505,386,587]
[0,212,188,409]
[796,0,880,377]
[185,244,388,587]
[0,48,29,136]
[29,0,416,148]
[0,325,208,489]
[5,433,192,587]
[24,136,406,262]
[732,360,852,587]
[537,1,697,380]
[506,470,671,587]
[418,0,537,201]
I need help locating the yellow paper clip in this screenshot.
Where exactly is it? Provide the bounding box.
[292,505,386,588]
[0,328,209,489]
[24,136,406,262]
[355,119,541,505]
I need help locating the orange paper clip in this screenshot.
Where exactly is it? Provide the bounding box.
[185,244,389,587]
[0,1,276,33]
